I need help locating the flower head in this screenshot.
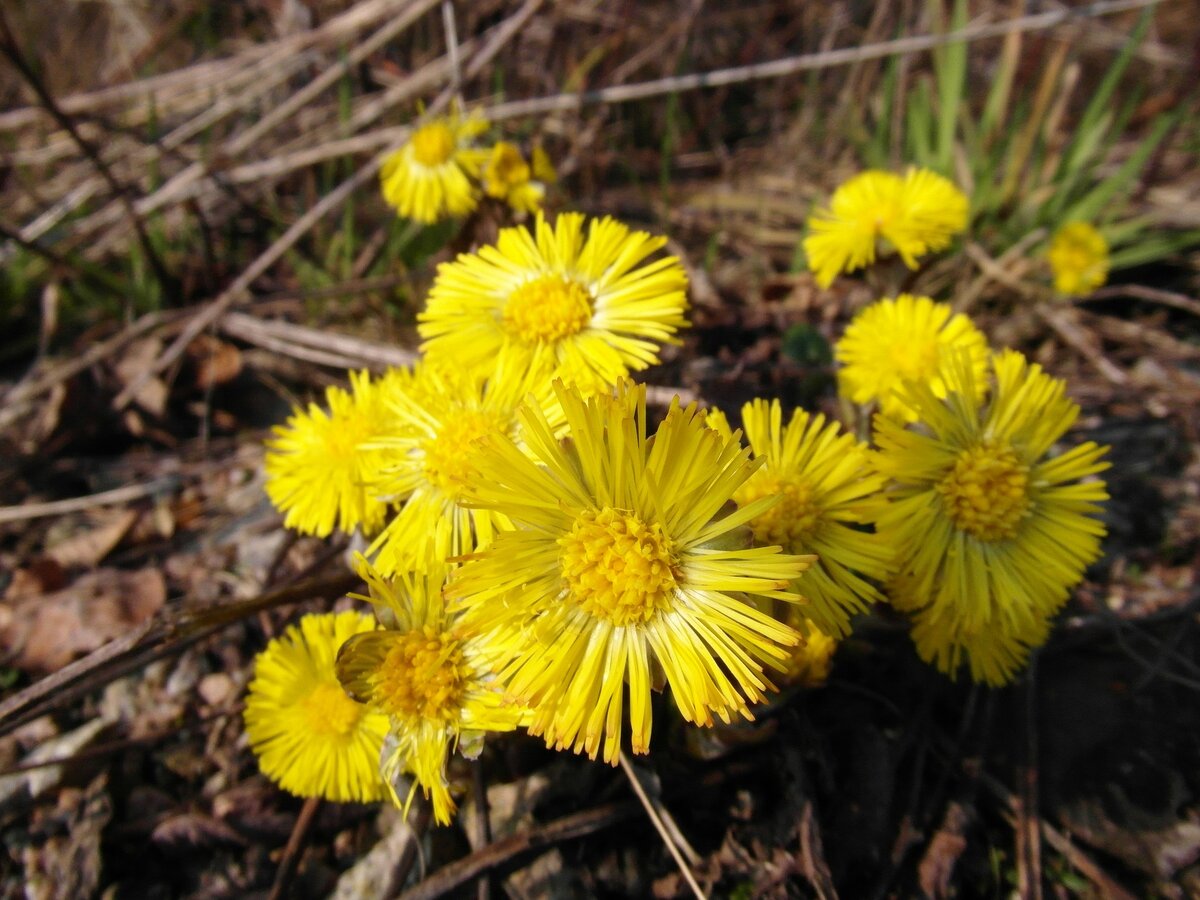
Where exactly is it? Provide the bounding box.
[480,141,555,214]
[836,294,989,421]
[447,381,812,764]
[265,369,398,537]
[244,611,390,803]
[873,349,1110,685]
[364,355,558,575]
[784,616,839,687]
[706,399,892,637]
[804,168,968,288]
[380,109,489,223]
[335,558,522,824]
[1047,222,1109,295]
[419,212,689,391]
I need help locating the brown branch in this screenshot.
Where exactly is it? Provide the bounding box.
[399,801,640,900]
[0,570,360,739]
[269,797,322,900]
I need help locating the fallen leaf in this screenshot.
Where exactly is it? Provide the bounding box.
[918,802,972,899]
[114,337,168,417]
[151,812,247,847]
[22,774,111,900]
[0,568,165,673]
[0,719,109,813]
[45,509,138,568]
[189,334,243,389]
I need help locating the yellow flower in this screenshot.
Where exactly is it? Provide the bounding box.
[264,369,397,537]
[784,616,838,687]
[336,558,522,825]
[447,381,813,765]
[1047,222,1109,295]
[419,212,689,391]
[872,349,1110,685]
[836,294,989,422]
[379,109,489,223]
[480,141,555,214]
[244,611,390,803]
[706,399,892,637]
[803,168,968,288]
[364,354,559,575]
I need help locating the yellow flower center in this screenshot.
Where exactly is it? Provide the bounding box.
[938,441,1031,542]
[560,507,680,627]
[301,682,365,738]
[502,275,593,345]
[738,475,822,549]
[423,409,506,498]
[411,122,456,167]
[373,627,467,722]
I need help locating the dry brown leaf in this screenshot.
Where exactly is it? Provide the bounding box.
[22,774,111,900]
[0,568,165,673]
[190,334,243,389]
[918,802,972,899]
[151,812,247,847]
[45,509,138,568]
[114,337,169,417]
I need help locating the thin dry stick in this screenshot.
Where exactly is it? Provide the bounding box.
[1086,283,1200,318]
[619,752,707,900]
[0,570,361,738]
[399,801,640,900]
[0,7,172,293]
[0,0,413,132]
[1015,657,1043,900]
[111,157,386,410]
[220,312,418,369]
[0,478,179,525]
[115,0,440,234]
[269,797,323,900]
[93,0,531,241]
[12,0,419,249]
[442,1,464,104]
[112,0,540,410]
[89,0,1158,224]
[1035,305,1129,386]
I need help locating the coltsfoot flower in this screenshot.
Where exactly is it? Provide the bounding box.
[480,141,555,214]
[380,108,489,223]
[336,558,523,825]
[265,369,399,537]
[804,168,968,288]
[419,212,689,391]
[836,294,989,422]
[873,349,1110,685]
[447,380,813,764]
[365,354,559,575]
[1047,222,1109,296]
[707,399,892,636]
[244,611,390,803]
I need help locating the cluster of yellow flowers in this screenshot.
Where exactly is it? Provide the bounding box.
[379,107,556,223]
[803,166,1110,296]
[245,129,1110,824]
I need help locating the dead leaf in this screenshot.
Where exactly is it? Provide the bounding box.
[918,802,973,899]
[22,774,111,900]
[114,337,168,417]
[0,568,165,673]
[3,559,69,601]
[45,509,138,568]
[0,719,109,813]
[190,334,243,389]
[151,812,247,847]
